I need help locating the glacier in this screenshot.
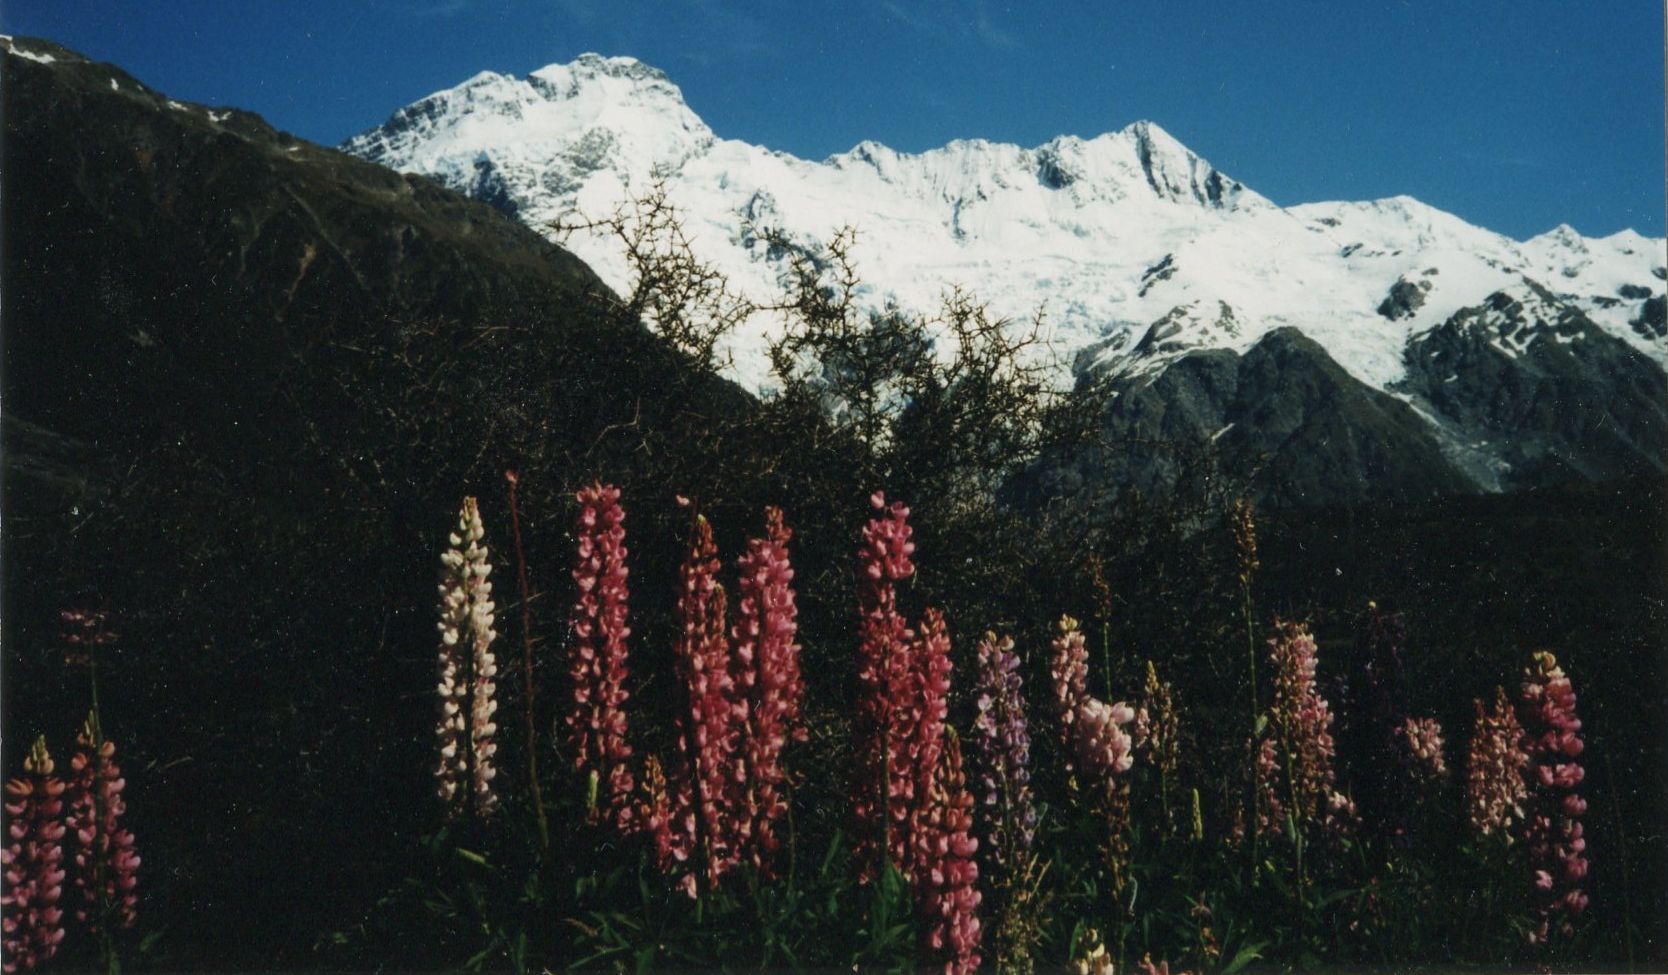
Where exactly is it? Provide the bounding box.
[342,53,1667,397]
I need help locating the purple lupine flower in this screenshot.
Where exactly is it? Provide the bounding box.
[971,631,1036,875]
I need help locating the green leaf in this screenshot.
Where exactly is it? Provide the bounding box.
[633,944,658,975]
[1221,942,1266,974]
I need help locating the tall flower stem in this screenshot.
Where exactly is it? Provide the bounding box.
[1230,499,1261,871]
[62,607,121,972]
[504,471,550,853]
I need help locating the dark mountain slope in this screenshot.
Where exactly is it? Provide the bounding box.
[1,35,769,967]
[1031,327,1477,508]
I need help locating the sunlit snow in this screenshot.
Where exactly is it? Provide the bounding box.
[342,54,1668,395]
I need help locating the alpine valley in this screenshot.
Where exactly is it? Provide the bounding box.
[5,34,1668,972]
[344,53,1667,506]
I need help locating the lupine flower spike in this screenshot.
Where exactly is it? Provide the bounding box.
[1050,616,1137,893]
[2,737,67,973]
[733,506,804,874]
[1520,652,1588,946]
[66,712,140,931]
[854,491,916,880]
[1049,616,1136,784]
[1394,716,1448,783]
[435,496,499,819]
[568,483,637,831]
[972,632,1041,973]
[916,729,981,975]
[1136,660,1182,834]
[896,608,953,877]
[1466,685,1529,838]
[661,511,744,894]
[971,632,1036,878]
[1257,619,1354,841]
[1072,928,1114,975]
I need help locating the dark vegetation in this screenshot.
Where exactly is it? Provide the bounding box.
[3,38,1664,971]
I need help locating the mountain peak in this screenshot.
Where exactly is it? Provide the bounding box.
[1116,119,1259,210]
[527,53,683,102]
[342,52,712,178]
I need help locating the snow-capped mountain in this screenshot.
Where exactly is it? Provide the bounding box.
[344,54,1667,502]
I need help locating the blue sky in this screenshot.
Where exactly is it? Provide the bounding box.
[5,1,1663,239]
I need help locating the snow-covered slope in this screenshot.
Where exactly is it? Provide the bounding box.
[343,53,1665,399]
[339,55,1665,499]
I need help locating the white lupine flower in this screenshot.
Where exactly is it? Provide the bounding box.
[436,496,501,818]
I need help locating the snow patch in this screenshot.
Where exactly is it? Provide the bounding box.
[10,46,56,64]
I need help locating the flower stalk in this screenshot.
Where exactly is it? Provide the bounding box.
[504,471,550,851]
[436,496,499,820]
[1466,685,1529,839]
[2,737,67,973]
[66,711,141,971]
[567,482,637,833]
[732,507,805,876]
[855,491,917,881]
[1519,652,1588,946]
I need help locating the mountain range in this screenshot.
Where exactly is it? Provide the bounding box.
[343,53,1667,505]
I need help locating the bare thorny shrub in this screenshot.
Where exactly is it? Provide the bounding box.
[552,181,753,374]
[555,183,1105,511]
[758,226,1107,520]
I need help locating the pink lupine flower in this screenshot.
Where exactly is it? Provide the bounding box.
[732,507,804,874]
[1258,619,1350,840]
[915,730,981,975]
[435,496,499,819]
[663,512,745,892]
[1395,716,1448,781]
[1048,616,1091,756]
[854,492,917,879]
[1049,616,1136,784]
[1135,956,1195,975]
[643,752,693,887]
[1519,652,1588,946]
[1250,735,1286,839]
[2,737,67,973]
[567,482,636,830]
[58,606,116,670]
[65,714,139,932]
[1466,685,1529,837]
[1075,699,1137,779]
[1050,615,1139,892]
[894,609,954,877]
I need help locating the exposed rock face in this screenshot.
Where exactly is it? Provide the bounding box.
[1037,284,1667,508]
[1038,328,1475,508]
[1378,275,1433,320]
[1634,295,1666,340]
[1395,287,1668,490]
